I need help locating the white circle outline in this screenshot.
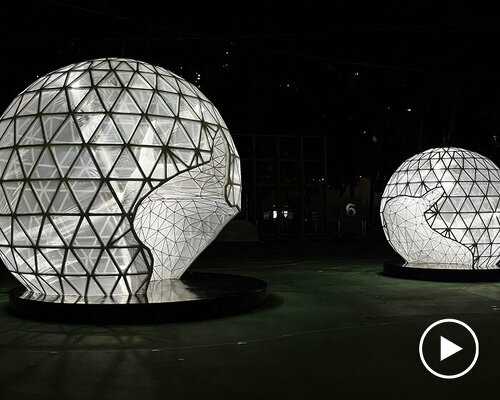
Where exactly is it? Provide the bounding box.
[419,318,479,379]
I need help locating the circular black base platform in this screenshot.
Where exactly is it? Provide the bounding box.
[383,261,500,282]
[8,271,268,323]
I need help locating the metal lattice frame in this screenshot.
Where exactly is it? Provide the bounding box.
[380,147,500,269]
[0,57,241,297]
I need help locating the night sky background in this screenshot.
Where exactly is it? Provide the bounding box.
[2,1,500,234]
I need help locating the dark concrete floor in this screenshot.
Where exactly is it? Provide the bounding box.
[1,239,500,399]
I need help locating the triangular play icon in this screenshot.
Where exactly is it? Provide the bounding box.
[440,336,462,361]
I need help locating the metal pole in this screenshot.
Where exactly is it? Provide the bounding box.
[300,134,305,237]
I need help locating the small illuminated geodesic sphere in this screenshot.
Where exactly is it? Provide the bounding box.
[380,147,500,269]
[0,58,241,297]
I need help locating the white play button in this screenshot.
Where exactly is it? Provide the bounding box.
[419,319,479,379]
[440,336,462,361]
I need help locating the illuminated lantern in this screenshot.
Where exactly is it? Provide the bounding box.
[0,58,241,297]
[381,147,500,269]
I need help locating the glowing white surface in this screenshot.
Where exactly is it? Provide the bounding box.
[381,147,500,269]
[0,58,241,296]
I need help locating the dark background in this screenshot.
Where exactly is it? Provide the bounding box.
[1,5,500,398]
[2,0,500,238]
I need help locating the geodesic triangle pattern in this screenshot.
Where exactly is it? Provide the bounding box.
[135,196,234,280]
[0,58,241,297]
[380,147,500,269]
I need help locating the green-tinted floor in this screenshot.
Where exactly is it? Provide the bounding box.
[1,239,500,399]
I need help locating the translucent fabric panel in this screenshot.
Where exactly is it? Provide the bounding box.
[380,147,500,269]
[0,57,241,297]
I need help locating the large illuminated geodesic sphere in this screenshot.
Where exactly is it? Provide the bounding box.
[381,147,500,269]
[0,58,241,297]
